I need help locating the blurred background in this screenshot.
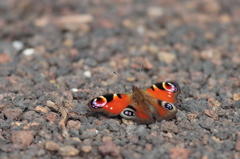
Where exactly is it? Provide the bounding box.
[0,0,240,159]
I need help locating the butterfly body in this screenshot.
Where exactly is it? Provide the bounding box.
[88,82,181,124]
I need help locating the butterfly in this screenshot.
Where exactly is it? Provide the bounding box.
[87,82,181,124]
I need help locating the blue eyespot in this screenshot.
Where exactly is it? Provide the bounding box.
[124,110,135,116]
[165,103,173,110]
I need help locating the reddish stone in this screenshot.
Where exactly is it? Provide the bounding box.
[2,108,23,120]
[67,120,81,130]
[162,121,179,133]
[0,53,10,64]
[45,141,59,151]
[170,148,191,159]
[11,131,34,148]
[58,145,79,156]
[99,140,120,157]
[46,112,58,123]
[204,109,218,121]
[233,92,240,101]
[235,132,240,151]
[81,145,92,153]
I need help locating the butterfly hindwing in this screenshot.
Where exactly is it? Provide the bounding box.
[147,97,178,121]
[144,82,180,121]
[120,103,155,124]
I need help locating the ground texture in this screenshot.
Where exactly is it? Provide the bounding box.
[0,0,240,159]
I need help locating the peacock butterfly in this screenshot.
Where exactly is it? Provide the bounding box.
[87,82,181,124]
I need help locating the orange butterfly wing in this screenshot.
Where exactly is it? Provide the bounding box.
[88,82,181,123]
[145,82,181,121]
[119,102,155,124]
[145,82,180,103]
[88,94,132,116]
[88,92,155,123]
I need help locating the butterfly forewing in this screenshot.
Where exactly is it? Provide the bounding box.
[88,93,132,116]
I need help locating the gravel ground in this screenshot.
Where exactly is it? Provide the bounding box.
[0,0,240,159]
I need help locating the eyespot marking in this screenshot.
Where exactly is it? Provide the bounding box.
[120,106,136,119]
[158,100,174,110]
[164,103,173,110]
[123,110,135,116]
[91,96,107,109]
[161,82,178,92]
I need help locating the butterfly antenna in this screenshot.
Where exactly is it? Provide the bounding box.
[136,63,143,87]
[114,71,122,89]
[138,63,143,79]
[114,71,125,84]
[113,71,132,90]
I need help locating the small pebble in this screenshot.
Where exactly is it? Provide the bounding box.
[58,145,79,156]
[23,122,41,130]
[137,25,145,35]
[45,141,59,151]
[169,148,191,159]
[67,120,81,130]
[35,106,50,114]
[46,112,58,123]
[0,53,10,64]
[22,48,35,56]
[99,140,120,157]
[104,119,120,132]
[102,136,112,142]
[135,125,148,137]
[71,88,79,92]
[2,108,23,120]
[84,70,92,78]
[162,121,179,133]
[122,118,134,125]
[81,145,92,153]
[55,14,93,25]
[12,41,24,51]
[233,92,240,101]
[235,132,240,151]
[147,6,163,18]
[11,131,34,147]
[37,149,46,157]
[157,52,176,64]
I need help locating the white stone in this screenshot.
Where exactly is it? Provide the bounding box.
[22,48,35,56]
[147,6,163,18]
[71,88,78,92]
[12,41,24,51]
[84,71,91,78]
[137,25,145,35]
